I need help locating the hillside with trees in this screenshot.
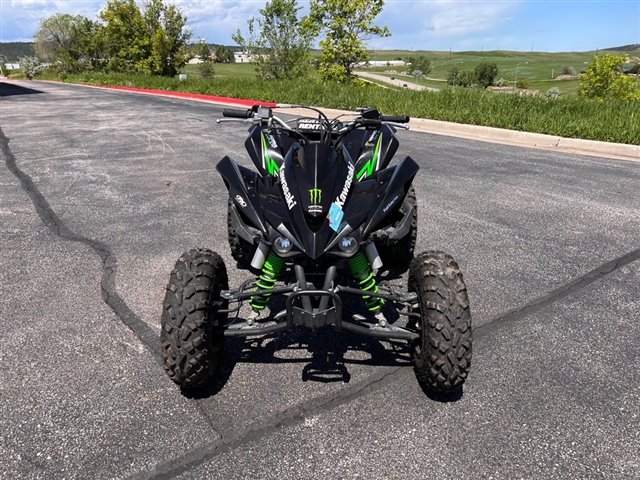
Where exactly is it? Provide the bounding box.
[0,42,35,61]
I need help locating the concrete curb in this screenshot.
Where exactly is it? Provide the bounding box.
[30,79,640,164]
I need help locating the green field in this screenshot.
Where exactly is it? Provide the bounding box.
[360,50,635,95]
[181,62,257,79]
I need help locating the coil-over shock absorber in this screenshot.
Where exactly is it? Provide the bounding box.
[348,250,385,312]
[249,251,285,311]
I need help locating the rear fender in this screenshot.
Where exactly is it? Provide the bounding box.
[216,156,267,234]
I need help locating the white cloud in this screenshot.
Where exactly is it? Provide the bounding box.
[425,0,518,37]
[378,0,521,49]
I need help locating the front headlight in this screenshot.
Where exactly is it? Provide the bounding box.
[273,236,293,255]
[338,236,358,255]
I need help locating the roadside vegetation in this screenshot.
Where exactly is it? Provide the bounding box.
[36,69,639,145]
[14,0,640,145]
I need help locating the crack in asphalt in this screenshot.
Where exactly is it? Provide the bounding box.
[3,120,640,479]
[0,127,163,360]
[476,246,640,335]
[133,367,403,480]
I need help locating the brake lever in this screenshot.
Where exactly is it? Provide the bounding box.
[384,122,410,130]
[216,118,254,125]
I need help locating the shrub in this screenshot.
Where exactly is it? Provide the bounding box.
[457,70,476,87]
[411,69,425,79]
[407,55,432,76]
[516,79,530,89]
[198,60,215,79]
[579,54,639,100]
[562,66,577,75]
[447,66,459,85]
[19,56,45,79]
[474,62,499,88]
[546,87,561,99]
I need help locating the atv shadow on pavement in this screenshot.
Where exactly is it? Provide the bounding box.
[237,328,413,382]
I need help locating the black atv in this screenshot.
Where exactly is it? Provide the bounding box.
[160,105,472,395]
[226,105,417,272]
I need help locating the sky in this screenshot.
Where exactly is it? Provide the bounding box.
[1,0,639,52]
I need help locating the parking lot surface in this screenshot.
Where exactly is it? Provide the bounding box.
[1,80,638,479]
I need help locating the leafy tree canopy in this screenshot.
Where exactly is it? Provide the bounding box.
[303,0,390,81]
[233,0,312,80]
[579,54,639,100]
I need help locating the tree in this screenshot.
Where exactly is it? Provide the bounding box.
[407,56,431,76]
[474,61,499,88]
[141,0,191,76]
[579,54,639,100]
[195,40,211,61]
[33,13,103,72]
[214,45,234,63]
[233,0,312,80]
[447,67,474,87]
[303,0,390,81]
[99,0,149,72]
[34,13,86,62]
[99,0,190,76]
[198,60,215,78]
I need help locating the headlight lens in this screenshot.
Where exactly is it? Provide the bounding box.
[273,236,293,254]
[338,236,358,255]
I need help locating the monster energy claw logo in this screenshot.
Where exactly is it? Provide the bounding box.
[309,188,322,204]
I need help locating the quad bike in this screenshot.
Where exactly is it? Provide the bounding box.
[226,105,417,272]
[161,105,472,395]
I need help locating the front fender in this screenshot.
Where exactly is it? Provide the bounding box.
[362,156,419,237]
[216,156,268,234]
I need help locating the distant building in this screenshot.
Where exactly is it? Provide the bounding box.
[357,60,407,68]
[233,51,256,63]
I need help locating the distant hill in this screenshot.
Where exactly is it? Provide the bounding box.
[0,42,35,62]
[604,44,640,52]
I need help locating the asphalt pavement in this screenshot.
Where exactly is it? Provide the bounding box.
[1,80,639,479]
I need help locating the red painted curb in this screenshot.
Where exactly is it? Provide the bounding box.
[97,84,278,107]
[39,79,277,107]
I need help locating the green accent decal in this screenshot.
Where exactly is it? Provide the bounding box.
[309,188,322,204]
[261,132,280,176]
[356,134,382,181]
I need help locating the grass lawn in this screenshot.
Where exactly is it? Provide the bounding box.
[182,62,257,79]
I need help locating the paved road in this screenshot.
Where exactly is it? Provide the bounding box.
[1,80,639,479]
[354,71,439,91]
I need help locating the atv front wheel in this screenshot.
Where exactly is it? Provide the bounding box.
[408,251,472,393]
[377,186,417,271]
[161,248,228,388]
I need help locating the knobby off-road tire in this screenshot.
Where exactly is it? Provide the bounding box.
[408,251,472,393]
[161,248,228,388]
[377,186,417,272]
[227,197,255,269]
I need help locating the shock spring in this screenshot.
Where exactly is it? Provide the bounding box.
[249,251,285,311]
[348,250,385,312]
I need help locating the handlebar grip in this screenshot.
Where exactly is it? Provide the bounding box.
[359,118,381,127]
[381,115,410,123]
[222,108,253,119]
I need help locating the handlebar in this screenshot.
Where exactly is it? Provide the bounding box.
[381,115,410,124]
[218,105,410,142]
[222,108,253,119]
